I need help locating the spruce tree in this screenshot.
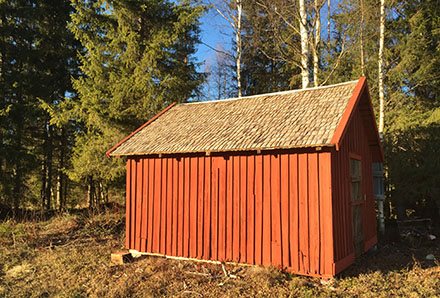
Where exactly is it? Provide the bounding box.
[68,0,205,206]
[0,0,79,211]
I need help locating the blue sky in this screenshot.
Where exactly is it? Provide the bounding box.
[194,2,334,72]
[195,6,233,71]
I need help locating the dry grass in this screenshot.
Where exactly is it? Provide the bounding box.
[0,210,439,298]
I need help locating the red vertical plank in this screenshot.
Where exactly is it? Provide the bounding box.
[160,158,167,255]
[135,159,143,251]
[289,154,299,272]
[332,152,341,261]
[153,158,161,253]
[319,152,333,276]
[141,159,148,252]
[280,154,290,268]
[184,157,190,257]
[211,157,219,261]
[298,154,309,273]
[131,159,136,250]
[126,159,131,249]
[166,158,173,255]
[271,154,282,267]
[147,158,154,252]
[190,157,198,258]
[218,157,226,261]
[178,157,184,256]
[254,154,263,265]
[308,153,320,275]
[262,154,271,266]
[204,156,212,260]
[197,156,205,259]
[172,158,178,256]
[231,155,242,262]
[226,156,233,261]
[246,155,255,264]
[239,155,247,263]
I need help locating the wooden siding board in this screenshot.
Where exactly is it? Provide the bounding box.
[280,154,290,269]
[239,156,247,263]
[131,159,136,250]
[184,157,190,257]
[177,158,184,256]
[271,154,282,268]
[308,153,320,275]
[246,155,255,265]
[226,156,233,261]
[190,157,198,258]
[147,158,154,252]
[126,159,131,249]
[211,157,219,261]
[172,158,178,256]
[135,159,143,251]
[318,153,333,276]
[160,158,167,255]
[197,157,205,259]
[141,159,148,252]
[254,155,263,265]
[166,158,173,255]
[233,156,241,262]
[153,159,161,253]
[203,156,212,260]
[262,154,272,266]
[218,157,226,261]
[289,154,299,272]
[298,154,309,273]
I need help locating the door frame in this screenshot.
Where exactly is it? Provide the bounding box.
[349,153,365,257]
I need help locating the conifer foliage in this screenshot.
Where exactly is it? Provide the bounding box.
[67,0,205,207]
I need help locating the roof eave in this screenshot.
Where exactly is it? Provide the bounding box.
[109,143,336,157]
[329,77,385,162]
[106,102,177,158]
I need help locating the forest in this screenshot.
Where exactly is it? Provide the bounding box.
[0,0,439,226]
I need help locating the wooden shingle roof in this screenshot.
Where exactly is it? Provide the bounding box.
[108,79,361,156]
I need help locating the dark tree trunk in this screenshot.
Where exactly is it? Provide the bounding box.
[45,124,53,210]
[41,162,46,214]
[13,101,24,213]
[57,127,66,212]
[88,176,95,208]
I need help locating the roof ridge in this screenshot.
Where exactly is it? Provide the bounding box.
[181,79,360,106]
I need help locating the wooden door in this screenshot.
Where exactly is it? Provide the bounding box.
[350,157,364,257]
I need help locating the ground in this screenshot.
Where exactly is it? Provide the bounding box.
[0,208,439,298]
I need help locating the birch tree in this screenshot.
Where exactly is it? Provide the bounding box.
[378,0,385,139]
[299,0,309,88]
[359,0,365,76]
[327,0,330,43]
[311,0,326,87]
[213,0,243,97]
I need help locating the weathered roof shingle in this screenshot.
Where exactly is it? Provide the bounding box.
[109,80,359,156]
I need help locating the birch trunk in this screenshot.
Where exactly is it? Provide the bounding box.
[360,0,365,76]
[236,0,242,97]
[299,0,309,89]
[313,0,321,87]
[327,0,330,43]
[378,0,385,139]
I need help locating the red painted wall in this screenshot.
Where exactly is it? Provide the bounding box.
[331,97,378,274]
[125,149,335,278]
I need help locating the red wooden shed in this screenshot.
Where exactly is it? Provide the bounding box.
[107,77,384,278]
